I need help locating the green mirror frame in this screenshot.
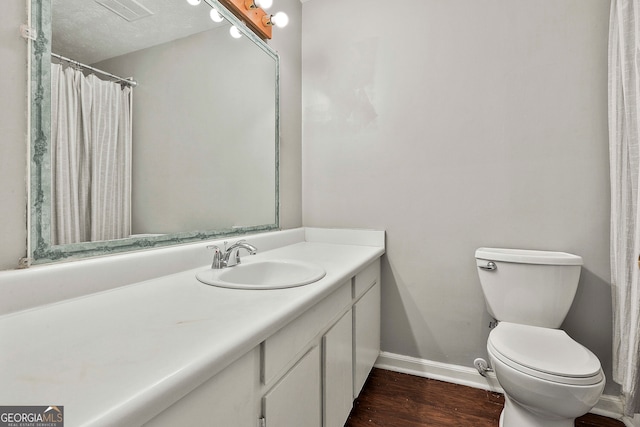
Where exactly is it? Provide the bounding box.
[29,0,280,264]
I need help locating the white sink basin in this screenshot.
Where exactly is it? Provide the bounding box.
[196,259,326,290]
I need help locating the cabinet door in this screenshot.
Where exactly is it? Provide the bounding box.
[323,310,353,427]
[263,346,321,427]
[353,282,380,398]
[144,348,260,427]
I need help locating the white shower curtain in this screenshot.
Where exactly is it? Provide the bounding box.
[51,63,132,245]
[609,0,640,416]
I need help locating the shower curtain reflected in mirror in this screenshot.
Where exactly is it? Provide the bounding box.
[50,63,132,245]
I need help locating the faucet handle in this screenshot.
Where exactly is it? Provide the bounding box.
[206,245,224,269]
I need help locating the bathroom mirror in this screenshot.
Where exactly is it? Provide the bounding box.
[29,0,279,263]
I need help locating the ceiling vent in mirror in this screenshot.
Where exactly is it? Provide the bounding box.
[95,0,154,22]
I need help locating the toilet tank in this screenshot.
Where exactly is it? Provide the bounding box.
[475,248,583,328]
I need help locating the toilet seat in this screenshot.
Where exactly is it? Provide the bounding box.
[488,322,604,386]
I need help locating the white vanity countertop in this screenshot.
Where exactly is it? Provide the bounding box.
[0,234,384,426]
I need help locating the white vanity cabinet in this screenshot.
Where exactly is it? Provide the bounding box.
[259,258,381,427]
[146,258,381,427]
[0,229,386,427]
[261,281,351,427]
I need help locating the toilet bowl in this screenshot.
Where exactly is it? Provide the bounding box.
[475,248,605,427]
[487,322,605,427]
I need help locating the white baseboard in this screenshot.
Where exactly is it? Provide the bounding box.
[375,351,503,393]
[375,351,626,423]
[621,414,640,427]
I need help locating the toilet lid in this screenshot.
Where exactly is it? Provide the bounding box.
[488,322,602,383]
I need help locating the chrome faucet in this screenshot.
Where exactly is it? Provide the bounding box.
[207,240,257,269]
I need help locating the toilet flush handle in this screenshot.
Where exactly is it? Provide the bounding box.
[478,261,497,271]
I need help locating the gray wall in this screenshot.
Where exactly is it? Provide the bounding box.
[269,0,303,230]
[0,1,28,270]
[0,0,302,269]
[301,0,617,394]
[97,27,277,234]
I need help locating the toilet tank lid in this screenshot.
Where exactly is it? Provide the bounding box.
[475,248,583,265]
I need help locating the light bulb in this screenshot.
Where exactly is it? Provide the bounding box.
[187,0,201,5]
[256,0,273,9]
[229,26,242,39]
[209,8,223,22]
[271,11,289,28]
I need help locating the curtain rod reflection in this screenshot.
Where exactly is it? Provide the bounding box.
[51,52,138,87]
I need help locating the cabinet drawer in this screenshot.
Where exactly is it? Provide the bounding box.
[263,283,351,385]
[354,259,380,299]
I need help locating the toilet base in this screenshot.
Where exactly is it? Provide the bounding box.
[499,395,575,427]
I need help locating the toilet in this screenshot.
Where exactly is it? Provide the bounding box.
[475,248,605,427]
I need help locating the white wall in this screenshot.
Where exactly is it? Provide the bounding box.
[0,1,28,270]
[302,0,617,394]
[0,0,302,269]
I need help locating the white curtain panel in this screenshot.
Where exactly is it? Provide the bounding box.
[86,74,132,242]
[51,63,91,244]
[50,64,132,245]
[609,0,640,415]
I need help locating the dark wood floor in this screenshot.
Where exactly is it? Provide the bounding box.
[345,368,625,427]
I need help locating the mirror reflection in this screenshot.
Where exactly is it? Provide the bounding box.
[31,0,279,261]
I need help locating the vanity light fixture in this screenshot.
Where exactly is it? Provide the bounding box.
[262,11,288,28]
[209,8,224,22]
[218,0,289,39]
[229,25,243,38]
[191,0,288,39]
[244,0,272,9]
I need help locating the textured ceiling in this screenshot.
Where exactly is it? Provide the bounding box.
[52,0,228,64]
